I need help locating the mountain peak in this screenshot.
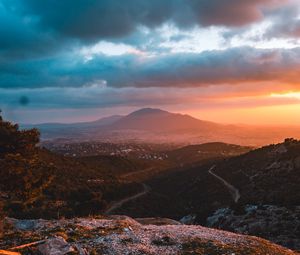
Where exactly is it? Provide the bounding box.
[128,108,170,116]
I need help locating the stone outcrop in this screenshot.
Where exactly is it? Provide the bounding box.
[38,237,74,255]
[0,216,298,255]
[207,205,300,251]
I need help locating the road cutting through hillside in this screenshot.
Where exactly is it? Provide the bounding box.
[208,165,241,203]
[104,183,151,214]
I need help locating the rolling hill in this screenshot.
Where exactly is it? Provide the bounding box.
[113,139,300,251]
[23,108,300,146]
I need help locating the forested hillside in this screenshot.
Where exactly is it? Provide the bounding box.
[0,114,141,219]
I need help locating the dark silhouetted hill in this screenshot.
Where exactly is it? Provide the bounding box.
[0,115,143,219]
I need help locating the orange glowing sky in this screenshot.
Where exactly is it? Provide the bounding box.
[189,103,300,126]
[176,91,300,126]
[1,0,300,126]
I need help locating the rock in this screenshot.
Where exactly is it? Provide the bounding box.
[245,205,258,214]
[15,220,36,231]
[5,218,36,231]
[135,217,182,226]
[75,244,89,255]
[38,237,74,255]
[206,205,300,251]
[179,214,197,225]
[2,217,297,255]
[207,207,233,227]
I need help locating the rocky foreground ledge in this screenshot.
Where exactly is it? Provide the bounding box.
[0,216,298,255]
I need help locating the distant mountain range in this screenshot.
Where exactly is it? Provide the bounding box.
[108,108,221,132]
[23,108,300,146]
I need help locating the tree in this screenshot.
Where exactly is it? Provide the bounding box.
[0,110,40,155]
[0,111,43,214]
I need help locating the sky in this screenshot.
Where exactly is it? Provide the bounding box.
[1,0,300,125]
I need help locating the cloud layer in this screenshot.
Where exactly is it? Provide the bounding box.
[2,47,300,89]
[0,0,294,57]
[20,0,288,39]
[1,0,300,123]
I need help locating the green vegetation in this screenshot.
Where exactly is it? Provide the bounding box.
[0,112,141,219]
[0,111,48,217]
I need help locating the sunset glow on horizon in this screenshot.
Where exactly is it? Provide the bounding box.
[1,0,300,126]
[187,91,300,126]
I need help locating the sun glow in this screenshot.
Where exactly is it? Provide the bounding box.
[186,92,300,126]
[270,92,300,99]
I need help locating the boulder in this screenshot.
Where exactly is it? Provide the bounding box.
[38,237,74,255]
[179,214,197,225]
[2,217,297,255]
[135,217,182,226]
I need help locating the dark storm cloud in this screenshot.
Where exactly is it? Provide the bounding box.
[0,0,69,60]
[3,0,288,42]
[0,0,298,93]
[22,0,176,40]
[187,0,284,27]
[33,0,291,35]
[2,47,300,90]
[0,0,293,61]
[263,2,300,39]
[103,47,300,88]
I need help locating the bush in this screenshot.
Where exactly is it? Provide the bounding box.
[0,111,40,156]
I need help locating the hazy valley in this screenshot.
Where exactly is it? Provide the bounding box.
[1,110,300,254]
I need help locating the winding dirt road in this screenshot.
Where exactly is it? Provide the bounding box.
[104,167,155,215]
[104,183,151,214]
[208,165,241,203]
